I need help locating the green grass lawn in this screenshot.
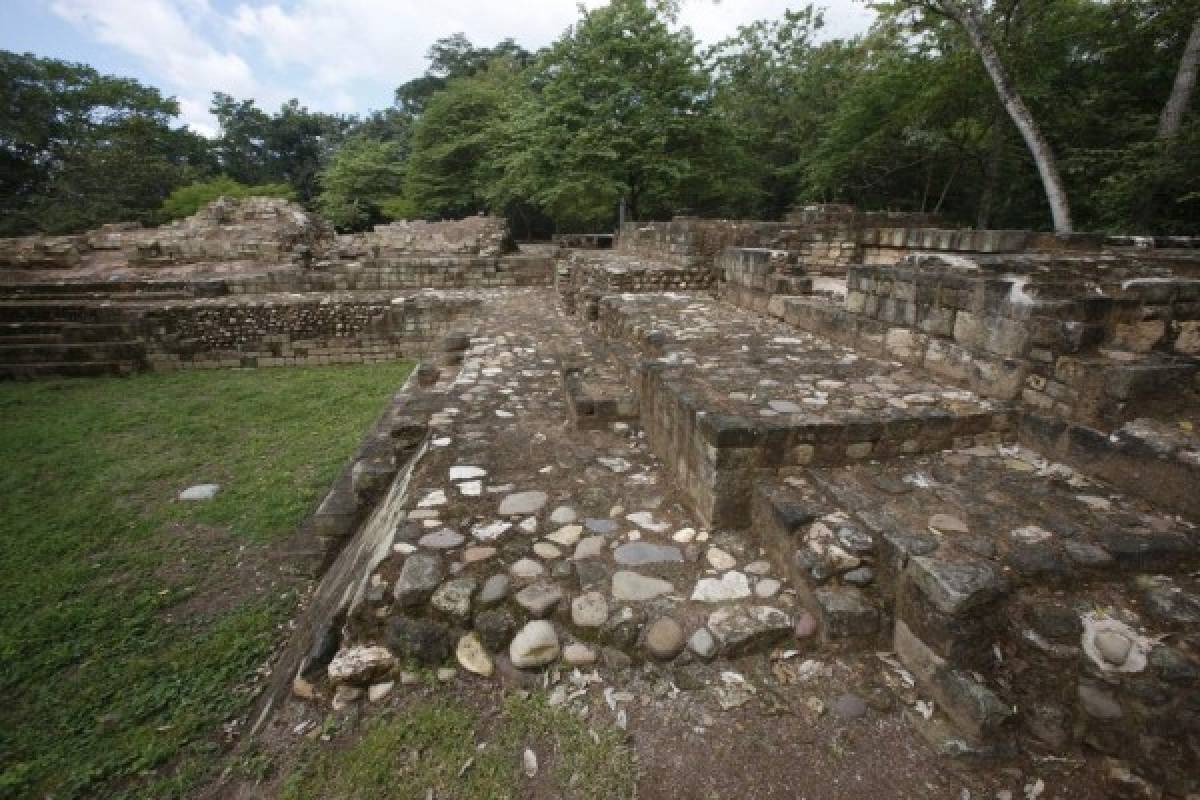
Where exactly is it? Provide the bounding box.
[0,363,413,800]
[279,695,638,800]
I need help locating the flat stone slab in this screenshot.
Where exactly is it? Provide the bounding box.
[906,556,1008,616]
[179,483,219,500]
[613,542,684,566]
[691,571,751,603]
[499,491,549,516]
[707,606,792,655]
[611,570,674,601]
[419,529,466,549]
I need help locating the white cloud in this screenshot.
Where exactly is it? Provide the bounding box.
[49,0,875,135]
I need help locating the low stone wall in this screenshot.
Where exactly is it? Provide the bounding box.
[556,252,717,318]
[339,216,512,259]
[228,256,554,294]
[717,248,813,313]
[764,255,1200,427]
[0,234,87,269]
[135,292,480,370]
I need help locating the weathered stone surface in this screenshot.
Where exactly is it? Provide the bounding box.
[814,587,879,638]
[393,553,445,606]
[385,616,453,665]
[613,541,684,566]
[478,574,510,607]
[419,529,466,549]
[431,577,477,621]
[456,632,494,676]
[572,535,607,560]
[905,556,1007,616]
[179,483,219,500]
[611,570,674,601]
[688,627,717,660]
[571,591,609,627]
[499,491,549,515]
[515,582,564,618]
[691,571,751,603]
[474,609,516,652]
[509,620,560,668]
[327,646,395,685]
[706,606,792,655]
[644,616,685,660]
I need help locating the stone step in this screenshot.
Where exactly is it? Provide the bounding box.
[0,360,138,379]
[0,341,145,364]
[0,321,133,343]
[750,478,885,651]
[0,302,130,324]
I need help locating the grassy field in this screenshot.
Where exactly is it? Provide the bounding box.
[278,694,638,800]
[0,363,412,800]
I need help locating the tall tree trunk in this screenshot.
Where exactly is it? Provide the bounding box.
[939,0,1073,233]
[1158,15,1200,141]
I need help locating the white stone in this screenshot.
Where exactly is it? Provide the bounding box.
[457,480,483,496]
[499,491,549,515]
[328,646,395,685]
[705,547,737,571]
[533,541,562,559]
[471,520,512,541]
[571,591,609,627]
[549,506,578,524]
[612,570,674,601]
[691,571,751,603]
[509,620,560,668]
[418,489,447,508]
[519,516,538,534]
[672,527,696,543]
[572,535,607,560]
[755,578,782,598]
[367,681,394,703]
[546,525,583,547]
[626,511,669,533]
[510,558,546,580]
[456,633,494,677]
[179,483,219,500]
[450,466,487,481]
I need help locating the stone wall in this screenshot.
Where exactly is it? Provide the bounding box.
[135,292,479,370]
[227,256,554,294]
[124,197,335,267]
[338,216,512,259]
[557,252,716,317]
[0,234,87,269]
[768,254,1200,427]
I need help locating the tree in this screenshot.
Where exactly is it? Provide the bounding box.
[496,0,713,229]
[1159,14,1200,141]
[0,50,211,236]
[317,138,407,230]
[904,0,1073,232]
[210,94,352,203]
[405,60,524,218]
[395,34,531,115]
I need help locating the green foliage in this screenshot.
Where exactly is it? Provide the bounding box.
[0,363,413,799]
[395,33,532,115]
[405,59,526,218]
[318,138,407,230]
[0,50,212,236]
[280,694,637,800]
[159,176,296,220]
[210,94,354,203]
[493,0,717,229]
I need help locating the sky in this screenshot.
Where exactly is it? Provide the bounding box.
[2,0,876,137]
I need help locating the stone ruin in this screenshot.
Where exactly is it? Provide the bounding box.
[3,200,1199,796]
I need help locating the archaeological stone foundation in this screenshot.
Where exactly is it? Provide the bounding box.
[4,199,1198,794]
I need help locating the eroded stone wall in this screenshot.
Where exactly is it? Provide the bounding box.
[136,292,480,370]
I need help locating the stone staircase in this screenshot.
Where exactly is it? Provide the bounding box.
[0,305,144,379]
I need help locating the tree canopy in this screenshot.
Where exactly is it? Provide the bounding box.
[2,0,1199,236]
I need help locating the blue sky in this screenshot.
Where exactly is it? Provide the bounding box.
[2,0,875,137]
